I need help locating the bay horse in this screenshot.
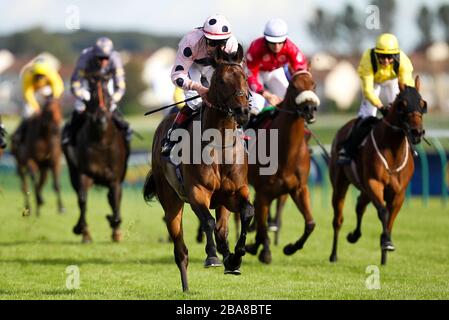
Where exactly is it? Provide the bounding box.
[245,70,320,264]
[329,77,426,265]
[62,74,128,243]
[143,45,254,292]
[11,98,65,216]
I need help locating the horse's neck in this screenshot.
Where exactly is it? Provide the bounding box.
[274,103,305,166]
[374,113,408,159]
[202,106,236,132]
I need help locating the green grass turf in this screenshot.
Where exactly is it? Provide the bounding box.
[0,167,448,300]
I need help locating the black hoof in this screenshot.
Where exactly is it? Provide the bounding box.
[283,243,297,256]
[59,207,66,214]
[382,242,395,251]
[258,249,272,264]
[223,254,242,274]
[204,256,222,268]
[245,243,259,255]
[196,232,204,243]
[73,225,83,235]
[329,254,338,263]
[347,231,361,244]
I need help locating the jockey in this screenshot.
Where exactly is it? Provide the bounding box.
[63,37,131,147]
[246,18,308,112]
[338,33,415,165]
[0,116,6,149]
[160,14,239,156]
[14,59,64,143]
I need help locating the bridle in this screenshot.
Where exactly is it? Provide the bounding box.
[204,62,250,119]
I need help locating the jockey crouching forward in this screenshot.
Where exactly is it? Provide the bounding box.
[63,37,131,150]
[337,33,415,165]
[246,18,309,113]
[160,14,241,157]
[14,60,64,144]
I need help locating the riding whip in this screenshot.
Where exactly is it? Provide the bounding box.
[144,95,201,116]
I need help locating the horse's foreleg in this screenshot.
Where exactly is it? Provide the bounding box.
[273,194,288,245]
[385,190,406,250]
[347,193,370,244]
[27,162,39,216]
[366,179,392,265]
[18,165,31,216]
[35,166,48,216]
[214,206,230,259]
[51,161,65,214]
[329,174,350,263]
[195,219,204,243]
[284,186,315,256]
[223,185,254,273]
[245,192,271,264]
[189,187,220,268]
[73,175,91,243]
[107,183,123,242]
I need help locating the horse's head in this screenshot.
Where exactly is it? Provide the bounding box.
[41,98,62,126]
[284,67,320,124]
[208,44,251,126]
[85,75,113,133]
[390,76,427,145]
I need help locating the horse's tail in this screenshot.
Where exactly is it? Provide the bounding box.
[143,170,157,203]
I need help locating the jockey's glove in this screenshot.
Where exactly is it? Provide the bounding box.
[112,92,123,103]
[80,89,91,102]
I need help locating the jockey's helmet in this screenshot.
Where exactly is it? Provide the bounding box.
[202,14,232,40]
[374,33,400,55]
[264,18,288,43]
[32,60,50,76]
[94,37,114,58]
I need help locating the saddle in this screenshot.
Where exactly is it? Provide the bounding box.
[245,106,279,130]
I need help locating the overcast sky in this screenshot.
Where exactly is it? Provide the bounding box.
[0,0,447,53]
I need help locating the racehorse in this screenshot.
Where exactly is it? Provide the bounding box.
[329,77,427,265]
[143,45,254,292]
[63,74,129,243]
[245,69,320,264]
[0,116,6,158]
[11,98,65,216]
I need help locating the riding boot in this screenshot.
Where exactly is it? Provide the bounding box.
[13,120,28,145]
[161,106,195,157]
[0,124,7,149]
[64,111,85,146]
[112,110,132,157]
[337,117,363,165]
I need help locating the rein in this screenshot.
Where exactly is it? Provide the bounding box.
[370,129,409,174]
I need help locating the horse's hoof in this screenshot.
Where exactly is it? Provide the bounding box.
[58,207,66,214]
[258,249,272,264]
[382,242,395,251]
[22,207,31,217]
[347,231,361,244]
[224,268,241,275]
[267,222,278,232]
[245,243,259,255]
[223,254,242,273]
[112,229,122,242]
[196,232,204,243]
[82,234,92,244]
[204,256,222,268]
[329,254,338,263]
[73,225,83,235]
[283,243,297,256]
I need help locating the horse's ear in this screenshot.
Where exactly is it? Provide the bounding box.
[235,44,244,64]
[399,81,406,92]
[415,75,421,92]
[215,46,224,64]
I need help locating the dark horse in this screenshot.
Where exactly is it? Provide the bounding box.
[143,45,254,292]
[0,115,6,158]
[245,70,320,264]
[329,77,426,265]
[63,75,129,243]
[11,98,65,216]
